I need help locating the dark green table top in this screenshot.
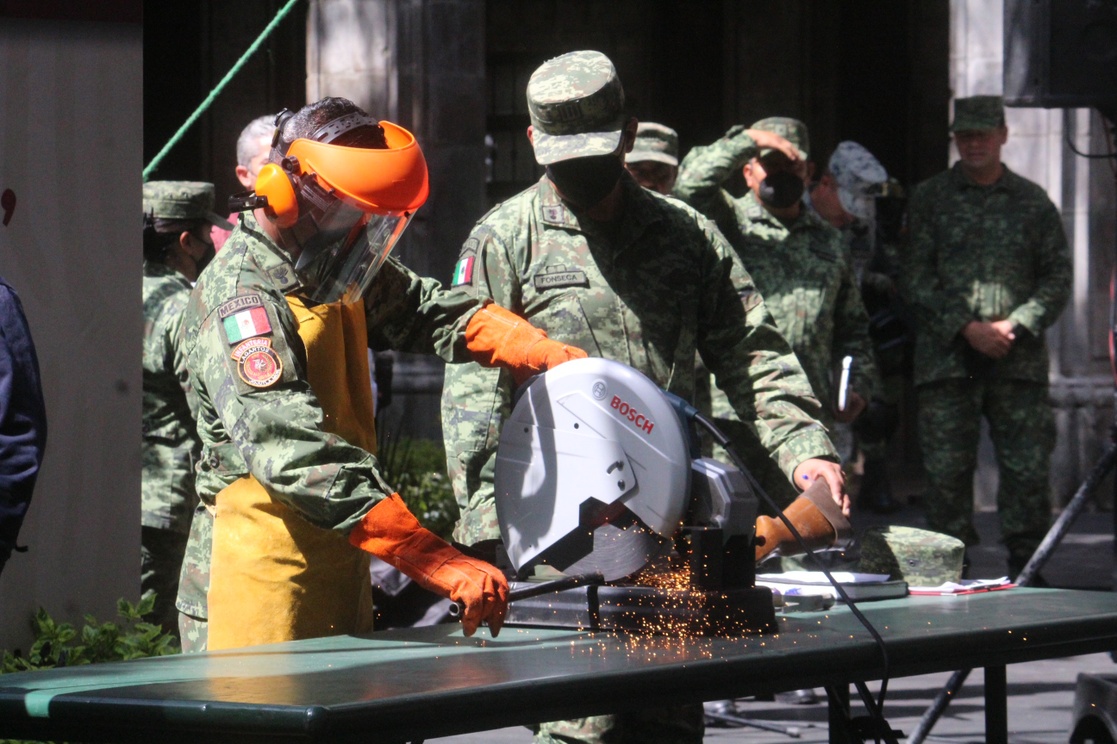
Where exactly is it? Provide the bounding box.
[1,588,1115,743]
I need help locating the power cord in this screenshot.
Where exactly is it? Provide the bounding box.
[667,393,900,744]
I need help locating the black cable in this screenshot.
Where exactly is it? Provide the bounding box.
[1065,133,1117,159]
[687,407,899,744]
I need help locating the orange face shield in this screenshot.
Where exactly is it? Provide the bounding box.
[285,121,429,215]
[252,114,431,305]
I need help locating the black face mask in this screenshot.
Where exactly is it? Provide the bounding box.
[546,154,624,209]
[757,170,805,209]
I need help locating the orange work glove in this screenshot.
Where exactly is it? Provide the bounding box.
[349,493,509,636]
[465,303,587,385]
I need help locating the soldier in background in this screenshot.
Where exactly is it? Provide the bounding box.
[675,118,877,512]
[808,141,906,514]
[211,114,274,251]
[624,121,679,195]
[901,95,1071,580]
[442,51,845,743]
[142,181,231,636]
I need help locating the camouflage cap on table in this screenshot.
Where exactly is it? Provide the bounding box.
[857,525,965,587]
[143,181,234,229]
[629,122,679,166]
[749,116,810,160]
[527,50,627,166]
[950,95,1005,132]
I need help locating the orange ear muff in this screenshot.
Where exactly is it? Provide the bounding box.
[255,162,300,228]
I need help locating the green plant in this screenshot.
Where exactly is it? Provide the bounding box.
[2,594,179,674]
[377,435,459,539]
[1,596,180,744]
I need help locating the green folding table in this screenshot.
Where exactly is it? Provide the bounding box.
[1,588,1115,743]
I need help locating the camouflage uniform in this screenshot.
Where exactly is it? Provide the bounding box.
[443,52,836,743]
[142,181,229,637]
[674,122,876,507]
[443,173,836,544]
[142,260,199,635]
[175,211,486,652]
[809,143,909,509]
[443,173,835,742]
[902,97,1071,562]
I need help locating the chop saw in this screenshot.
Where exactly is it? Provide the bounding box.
[492,357,850,637]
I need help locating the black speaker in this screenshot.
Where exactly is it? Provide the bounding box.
[1004,0,1117,108]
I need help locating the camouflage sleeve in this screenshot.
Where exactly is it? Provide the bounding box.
[1005,195,1071,336]
[440,226,520,545]
[833,255,878,400]
[901,182,974,345]
[190,292,394,534]
[166,294,200,420]
[695,227,838,477]
[365,256,483,361]
[673,125,757,234]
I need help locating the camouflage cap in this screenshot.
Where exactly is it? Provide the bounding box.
[828,141,889,222]
[950,95,1005,132]
[527,50,627,166]
[857,526,965,587]
[749,116,810,160]
[143,181,234,229]
[628,122,679,166]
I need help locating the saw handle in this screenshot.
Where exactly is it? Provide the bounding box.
[447,572,606,619]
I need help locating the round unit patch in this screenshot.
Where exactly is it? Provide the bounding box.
[232,338,283,388]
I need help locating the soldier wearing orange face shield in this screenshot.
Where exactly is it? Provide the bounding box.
[174,97,584,652]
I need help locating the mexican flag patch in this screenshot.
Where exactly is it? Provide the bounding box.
[223,306,272,344]
[451,255,474,287]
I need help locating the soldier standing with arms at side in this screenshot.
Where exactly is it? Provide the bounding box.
[675,118,877,512]
[442,51,846,744]
[142,181,231,637]
[174,97,584,652]
[901,95,1071,579]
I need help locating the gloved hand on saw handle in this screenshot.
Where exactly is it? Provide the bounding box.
[465,302,588,385]
[349,493,509,636]
[755,479,853,563]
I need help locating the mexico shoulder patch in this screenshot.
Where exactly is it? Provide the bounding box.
[451,255,475,287]
[231,337,283,389]
[220,299,272,345]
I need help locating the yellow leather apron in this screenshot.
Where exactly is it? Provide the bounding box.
[208,297,378,650]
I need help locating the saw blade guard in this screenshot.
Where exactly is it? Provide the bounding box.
[494,358,691,581]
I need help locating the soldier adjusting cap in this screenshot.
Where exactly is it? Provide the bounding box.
[749,116,810,160]
[527,50,627,166]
